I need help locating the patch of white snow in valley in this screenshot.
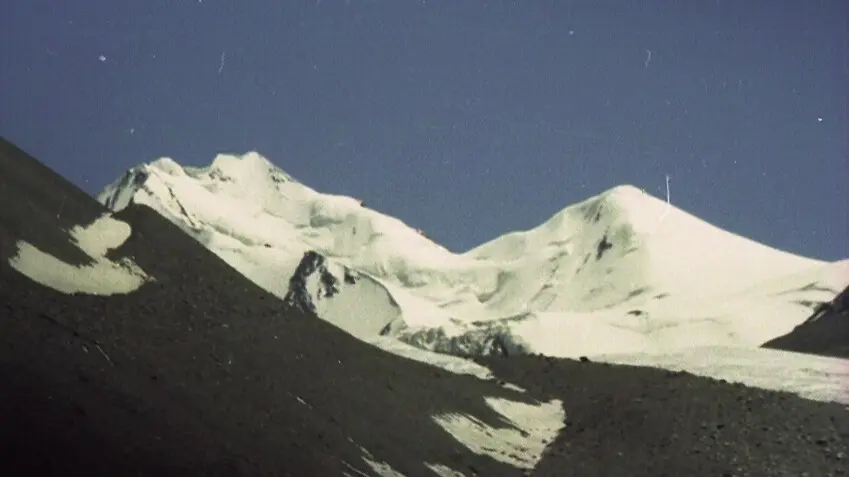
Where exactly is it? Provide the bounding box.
[8,214,151,295]
[367,336,494,380]
[433,397,565,470]
[393,302,800,360]
[592,346,849,405]
[395,257,849,358]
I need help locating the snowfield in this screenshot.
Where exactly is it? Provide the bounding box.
[593,346,849,406]
[98,151,849,406]
[9,213,152,295]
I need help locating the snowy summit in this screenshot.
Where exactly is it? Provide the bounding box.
[99,151,848,362]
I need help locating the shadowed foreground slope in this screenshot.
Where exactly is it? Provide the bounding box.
[480,355,849,477]
[0,137,550,476]
[1,136,848,477]
[764,285,849,359]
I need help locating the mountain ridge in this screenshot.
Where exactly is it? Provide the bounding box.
[97,151,847,361]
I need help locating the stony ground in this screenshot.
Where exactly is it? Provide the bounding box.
[2,136,848,476]
[479,354,849,477]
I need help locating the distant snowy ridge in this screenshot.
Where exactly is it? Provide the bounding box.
[98,151,848,364]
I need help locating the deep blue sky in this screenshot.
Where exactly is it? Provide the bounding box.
[2,1,847,260]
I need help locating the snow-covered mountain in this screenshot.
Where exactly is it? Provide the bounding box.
[98,151,849,360]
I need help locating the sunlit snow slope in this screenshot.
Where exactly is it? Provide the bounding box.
[98,152,848,360]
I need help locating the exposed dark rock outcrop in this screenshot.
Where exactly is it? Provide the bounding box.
[282,250,349,314]
[596,234,614,260]
[763,285,849,358]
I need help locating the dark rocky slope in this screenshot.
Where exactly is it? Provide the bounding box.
[764,285,849,358]
[479,355,849,477]
[0,137,542,477]
[1,136,848,477]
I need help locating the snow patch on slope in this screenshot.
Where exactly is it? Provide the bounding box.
[9,214,151,295]
[424,464,467,477]
[433,397,565,470]
[358,448,406,477]
[365,336,496,380]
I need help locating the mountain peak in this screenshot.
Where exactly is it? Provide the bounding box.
[185,152,298,186]
[601,183,648,198]
[592,184,668,219]
[148,157,184,176]
[464,183,666,262]
[210,151,273,173]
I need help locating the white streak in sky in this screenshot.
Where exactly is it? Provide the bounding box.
[218,52,226,74]
[660,174,671,220]
[644,49,652,68]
